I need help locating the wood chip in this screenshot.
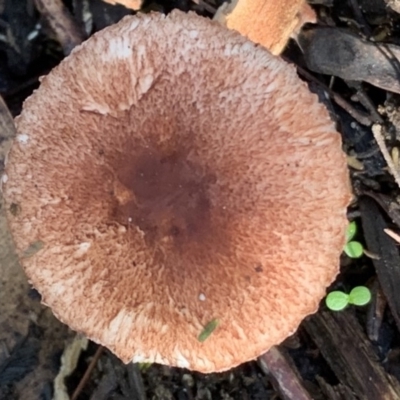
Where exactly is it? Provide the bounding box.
[384,228,400,244]
[214,0,315,55]
[258,346,314,400]
[360,196,400,333]
[102,0,142,10]
[304,310,400,399]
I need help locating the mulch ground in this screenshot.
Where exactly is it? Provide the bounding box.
[2,0,400,399]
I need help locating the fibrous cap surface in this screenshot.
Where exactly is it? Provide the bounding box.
[3,11,351,373]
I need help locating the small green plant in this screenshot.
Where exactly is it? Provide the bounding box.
[138,362,153,371]
[198,319,219,342]
[325,286,372,311]
[344,221,364,258]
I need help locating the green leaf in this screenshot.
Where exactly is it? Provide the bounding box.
[325,291,349,311]
[138,362,152,371]
[344,241,364,258]
[346,221,357,242]
[348,286,371,306]
[198,319,219,342]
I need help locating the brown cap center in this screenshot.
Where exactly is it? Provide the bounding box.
[113,146,215,247]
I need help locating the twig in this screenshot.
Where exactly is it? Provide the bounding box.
[191,0,217,13]
[34,0,85,55]
[371,124,400,188]
[258,347,313,400]
[295,65,374,126]
[331,92,373,126]
[71,345,104,400]
[349,83,384,124]
[384,228,400,244]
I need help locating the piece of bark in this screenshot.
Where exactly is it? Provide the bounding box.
[101,0,142,10]
[214,0,316,55]
[0,95,16,158]
[361,192,400,229]
[258,346,314,400]
[89,357,119,400]
[304,310,400,399]
[34,0,85,55]
[385,0,400,14]
[359,195,400,333]
[299,27,400,94]
[316,376,357,400]
[126,363,147,400]
[0,97,22,365]
[53,335,89,400]
[366,279,387,342]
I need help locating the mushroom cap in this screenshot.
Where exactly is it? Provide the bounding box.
[3,11,351,373]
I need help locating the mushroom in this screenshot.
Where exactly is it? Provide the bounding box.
[214,0,317,55]
[3,11,351,373]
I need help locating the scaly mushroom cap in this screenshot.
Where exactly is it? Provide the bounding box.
[3,11,351,373]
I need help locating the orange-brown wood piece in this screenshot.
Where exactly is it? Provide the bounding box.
[102,0,142,10]
[214,0,316,55]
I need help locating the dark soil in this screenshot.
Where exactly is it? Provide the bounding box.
[2,0,400,399]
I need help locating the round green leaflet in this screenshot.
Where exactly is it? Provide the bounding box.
[344,241,364,258]
[325,291,349,311]
[346,221,357,242]
[348,286,371,306]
